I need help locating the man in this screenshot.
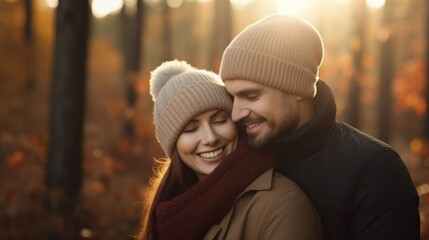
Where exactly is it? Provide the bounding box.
[219,14,420,240]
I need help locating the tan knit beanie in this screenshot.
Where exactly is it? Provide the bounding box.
[150,60,232,158]
[220,14,324,98]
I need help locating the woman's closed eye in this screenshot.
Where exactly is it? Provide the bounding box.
[213,119,227,124]
[183,124,198,133]
[182,111,231,133]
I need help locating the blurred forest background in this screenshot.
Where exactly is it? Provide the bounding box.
[1,0,429,239]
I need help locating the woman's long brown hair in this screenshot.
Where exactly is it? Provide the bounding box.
[136,150,198,240]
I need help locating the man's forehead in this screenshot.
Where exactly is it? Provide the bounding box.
[224,79,266,93]
[225,79,266,88]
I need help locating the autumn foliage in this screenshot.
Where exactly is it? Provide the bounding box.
[1,0,429,239]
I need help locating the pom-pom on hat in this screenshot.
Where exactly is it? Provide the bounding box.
[220,14,324,98]
[150,60,232,158]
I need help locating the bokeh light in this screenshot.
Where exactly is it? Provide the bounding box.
[44,0,58,8]
[230,0,254,11]
[167,0,184,8]
[91,0,123,19]
[276,0,310,14]
[366,0,385,9]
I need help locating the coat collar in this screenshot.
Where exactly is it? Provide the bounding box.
[238,169,274,196]
[203,169,275,240]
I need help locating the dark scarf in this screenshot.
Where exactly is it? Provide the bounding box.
[155,138,277,240]
[273,80,337,160]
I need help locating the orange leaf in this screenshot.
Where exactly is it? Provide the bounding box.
[91,180,106,194]
[7,151,25,169]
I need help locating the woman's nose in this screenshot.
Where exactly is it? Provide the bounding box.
[201,127,218,145]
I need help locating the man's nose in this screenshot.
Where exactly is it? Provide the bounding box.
[231,99,250,123]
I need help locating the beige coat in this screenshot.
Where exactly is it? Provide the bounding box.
[204,169,323,240]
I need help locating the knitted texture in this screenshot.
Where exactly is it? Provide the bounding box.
[150,60,232,157]
[220,14,324,98]
[155,138,277,240]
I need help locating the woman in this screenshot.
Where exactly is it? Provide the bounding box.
[136,60,323,240]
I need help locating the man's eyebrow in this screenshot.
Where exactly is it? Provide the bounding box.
[235,88,262,97]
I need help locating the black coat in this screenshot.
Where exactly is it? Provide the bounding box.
[273,80,420,240]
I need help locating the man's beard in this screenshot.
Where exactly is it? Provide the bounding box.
[247,129,277,150]
[244,116,293,150]
[242,115,277,150]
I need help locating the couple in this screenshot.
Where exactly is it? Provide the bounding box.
[137,15,420,240]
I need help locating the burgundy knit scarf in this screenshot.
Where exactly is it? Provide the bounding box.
[154,138,277,240]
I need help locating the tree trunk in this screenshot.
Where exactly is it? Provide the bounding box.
[24,0,36,92]
[46,0,90,238]
[345,0,366,128]
[210,0,232,71]
[378,0,394,142]
[183,1,198,64]
[24,0,32,43]
[423,0,429,139]
[162,0,172,62]
[121,0,144,139]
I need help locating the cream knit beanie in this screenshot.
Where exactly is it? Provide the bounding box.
[220,14,324,98]
[150,60,232,158]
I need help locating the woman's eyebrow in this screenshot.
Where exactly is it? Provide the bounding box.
[209,110,224,119]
